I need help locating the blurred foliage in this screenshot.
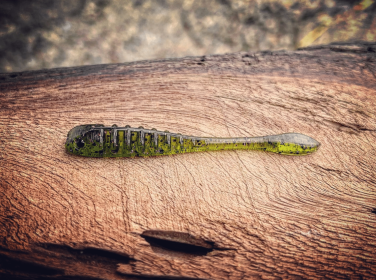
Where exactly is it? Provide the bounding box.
[0,0,375,73]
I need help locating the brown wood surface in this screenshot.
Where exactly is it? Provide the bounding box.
[1,42,376,279]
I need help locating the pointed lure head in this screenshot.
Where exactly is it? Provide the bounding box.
[65,124,104,156]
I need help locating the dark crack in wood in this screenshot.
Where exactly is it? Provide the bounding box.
[0,253,64,276]
[37,243,131,265]
[141,231,214,257]
[117,269,211,280]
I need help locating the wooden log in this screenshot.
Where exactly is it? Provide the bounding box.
[0,42,376,279]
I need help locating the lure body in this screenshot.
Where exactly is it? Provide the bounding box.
[65,124,320,158]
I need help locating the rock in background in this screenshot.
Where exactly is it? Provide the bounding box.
[0,0,375,73]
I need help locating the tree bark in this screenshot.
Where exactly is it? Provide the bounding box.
[1,42,376,279]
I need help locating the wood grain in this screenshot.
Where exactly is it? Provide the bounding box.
[1,42,376,279]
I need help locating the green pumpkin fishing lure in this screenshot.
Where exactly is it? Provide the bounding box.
[65,124,320,158]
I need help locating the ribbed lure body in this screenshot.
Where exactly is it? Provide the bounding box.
[65,124,320,158]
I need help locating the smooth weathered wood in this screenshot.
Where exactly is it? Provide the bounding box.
[1,42,376,279]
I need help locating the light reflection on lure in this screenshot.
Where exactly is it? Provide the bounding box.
[65,124,320,158]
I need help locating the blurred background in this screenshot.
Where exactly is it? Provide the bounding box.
[0,0,375,73]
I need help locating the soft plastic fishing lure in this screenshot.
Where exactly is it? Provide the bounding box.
[65,124,320,158]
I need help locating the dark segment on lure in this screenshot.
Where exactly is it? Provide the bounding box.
[65,124,321,158]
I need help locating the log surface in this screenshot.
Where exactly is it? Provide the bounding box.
[1,42,376,279]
